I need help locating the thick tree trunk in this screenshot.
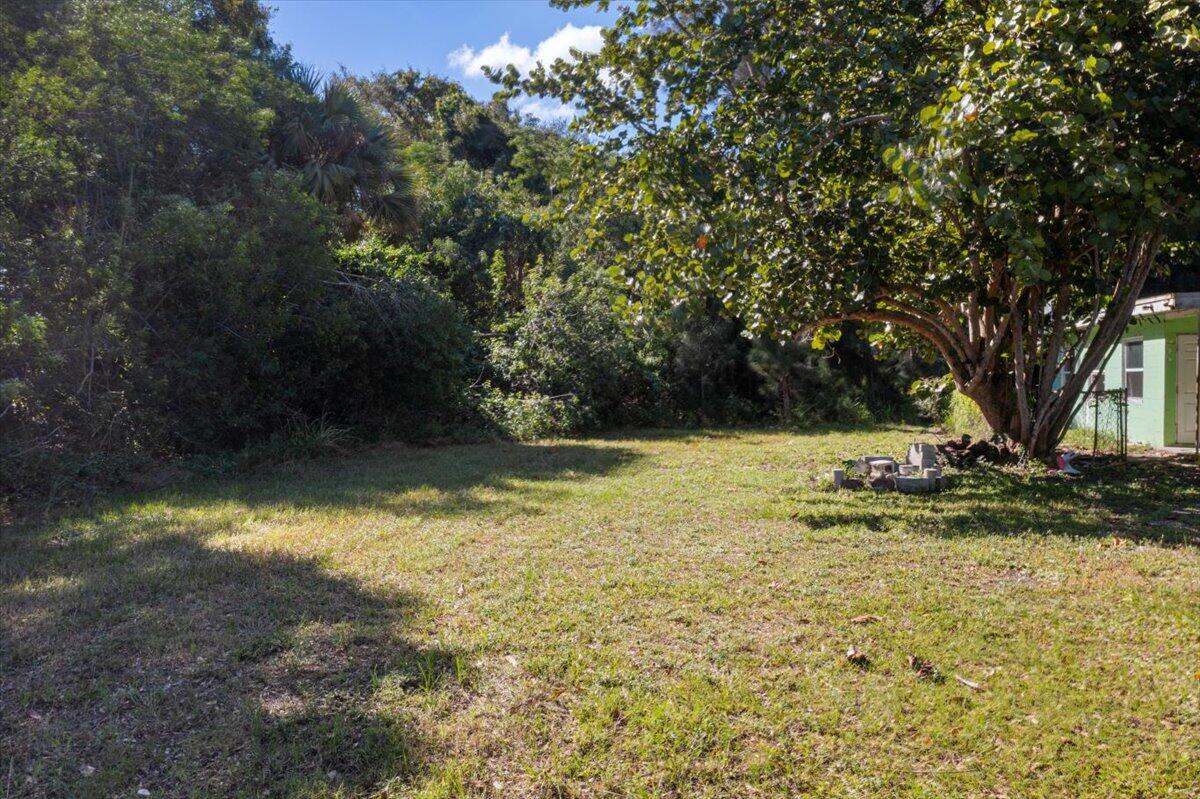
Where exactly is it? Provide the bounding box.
[962,372,1077,459]
[821,232,1163,460]
[961,377,1023,443]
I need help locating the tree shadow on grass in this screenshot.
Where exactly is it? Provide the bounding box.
[170,440,641,521]
[0,440,642,796]
[792,455,1200,546]
[0,527,458,798]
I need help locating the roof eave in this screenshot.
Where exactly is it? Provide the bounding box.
[1131,292,1200,318]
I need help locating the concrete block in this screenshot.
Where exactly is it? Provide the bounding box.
[854,455,895,475]
[908,443,939,469]
[895,475,934,493]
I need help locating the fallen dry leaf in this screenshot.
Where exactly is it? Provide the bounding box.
[846,646,869,666]
[850,614,882,625]
[908,654,940,681]
[954,674,983,691]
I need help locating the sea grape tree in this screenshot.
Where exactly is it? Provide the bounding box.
[517,0,1200,455]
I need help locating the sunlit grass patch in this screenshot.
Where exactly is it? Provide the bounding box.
[3,428,1199,797]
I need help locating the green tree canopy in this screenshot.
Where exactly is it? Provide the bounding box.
[522,0,1200,454]
[270,73,418,237]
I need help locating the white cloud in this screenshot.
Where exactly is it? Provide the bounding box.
[512,96,578,123]
[532,23,604,69]
[449,33,533,77]
[449,23,603,80]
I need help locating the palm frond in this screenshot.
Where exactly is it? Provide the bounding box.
[302,161,356,202]
[368,190,420,235]
[279,111,318,160]
[322,81,366,127]
[275,76,421,238]
[287,62,324,97]
[386,163,416,199]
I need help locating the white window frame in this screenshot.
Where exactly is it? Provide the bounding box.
[1123,338,1144,404]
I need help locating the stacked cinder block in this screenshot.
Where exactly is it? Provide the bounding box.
[832,443,945,493]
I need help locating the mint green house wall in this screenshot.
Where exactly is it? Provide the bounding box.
[1154,314,1199,446]
[1071,312,1200,447]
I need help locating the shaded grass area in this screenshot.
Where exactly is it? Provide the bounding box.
[2,429,1199,797]
[792,451,1200,544]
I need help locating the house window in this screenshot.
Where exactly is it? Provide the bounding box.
[1123,340,1143,401]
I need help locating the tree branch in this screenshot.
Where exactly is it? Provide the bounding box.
[1011,299,1032,444]
[1037,233,1163,439]
[809,305,971,383]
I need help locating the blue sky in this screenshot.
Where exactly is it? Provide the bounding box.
[269,1,616,120]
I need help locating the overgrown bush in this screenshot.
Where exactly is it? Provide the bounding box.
[908,374,955,423]
[122,179,336,451]
[286,242,473,431]
[486,271,664,431]
[471,384,587,441]
[657,312,761,425]
[748,338,877,427]
[2,170,475,503]
[331,235,442,283]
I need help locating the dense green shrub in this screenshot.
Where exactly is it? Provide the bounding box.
[908,374,956,424]
[748,338,876,427]
[486,271,665,431]
[479,270,921,436]
[471,385,587,441]
[122,179,336,450]
[657,312,761,425]
[331,235,440,283]
[288,241,473,431]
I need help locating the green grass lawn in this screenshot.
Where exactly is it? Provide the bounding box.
[3,427,1200,798]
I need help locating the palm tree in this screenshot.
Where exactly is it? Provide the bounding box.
[272,68,418,237]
